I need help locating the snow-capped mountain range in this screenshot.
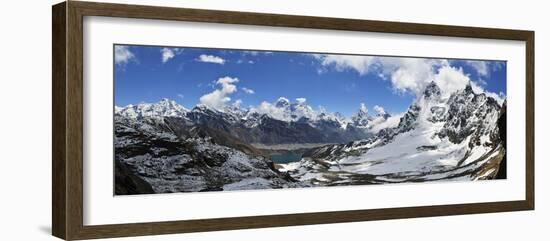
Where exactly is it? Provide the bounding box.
[115,96,390,129]
[279,81,505,184]
[114,81,506,193]
[115,96,395,144]
[115,98,189,120]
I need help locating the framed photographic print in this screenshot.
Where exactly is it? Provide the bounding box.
[52,1,534,240]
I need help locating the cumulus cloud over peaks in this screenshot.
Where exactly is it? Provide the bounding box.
[197,54,226,64]
[388,60,473,98]
[310,54,447,95]
[359,103,368,113]
[471,81,506,105]
[249,97,317,122]
[233,99,243,108]
[277,97,290,103]
[199,76,239,110]
[370,113,402,133]
[373,105,386,115]
[311,54,503,100]
[114,45,135,65]
[433,64,471,96]
[383,58,444,95]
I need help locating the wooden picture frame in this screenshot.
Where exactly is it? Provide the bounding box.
[52,1,534,240]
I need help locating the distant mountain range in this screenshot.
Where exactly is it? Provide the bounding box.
[115,96,396,145]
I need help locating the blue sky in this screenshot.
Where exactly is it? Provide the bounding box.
[114,44,506,117]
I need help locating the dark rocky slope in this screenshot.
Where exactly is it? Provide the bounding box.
[114,116,301,194]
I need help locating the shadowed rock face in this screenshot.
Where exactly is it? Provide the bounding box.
[115,159,154,195]
[495,102,507,179]
[438,84,501,144]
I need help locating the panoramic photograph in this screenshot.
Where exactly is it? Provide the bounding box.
[113,44,507,195]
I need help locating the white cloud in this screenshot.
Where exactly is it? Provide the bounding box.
[277,97,289,103]
[253,101,286,120]
[241,87,255,94]
[311,54,504,106]
[370,112,404,133]
[492,62,505,71]
[318,105,327,113]
[385,59,472,98]
[312,54,375,75]
[296,97,307,104]
[177,93,184,99]
[471,81,506,105]
[197,54,225,64]
[314,55,472,97]
[161,48,175,63]
[309,54,505,102]
[432,64,471,97]
[199,76,239,110]
[242,51,273,56]
[233,99,243,108]
[248,97,318,122]
[114,45,135,65]
[373,105,386,115]
[465,60,491,77]
[464,60,506,79]
[236,58,256,65]
[476,78,488,86]
[310,54,446,95]
[243,51,260,56]
[160,48,183,63]
[359,103,368,113]
[385,58,440,95]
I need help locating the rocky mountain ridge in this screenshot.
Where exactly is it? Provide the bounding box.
[278,81,506,185]
[116,97,394,145]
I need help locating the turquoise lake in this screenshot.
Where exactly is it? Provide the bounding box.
[270,152,303,164]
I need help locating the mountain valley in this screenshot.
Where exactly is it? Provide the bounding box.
[114,81,506,194]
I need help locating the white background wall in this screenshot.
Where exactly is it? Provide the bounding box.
[0,0,547,240]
